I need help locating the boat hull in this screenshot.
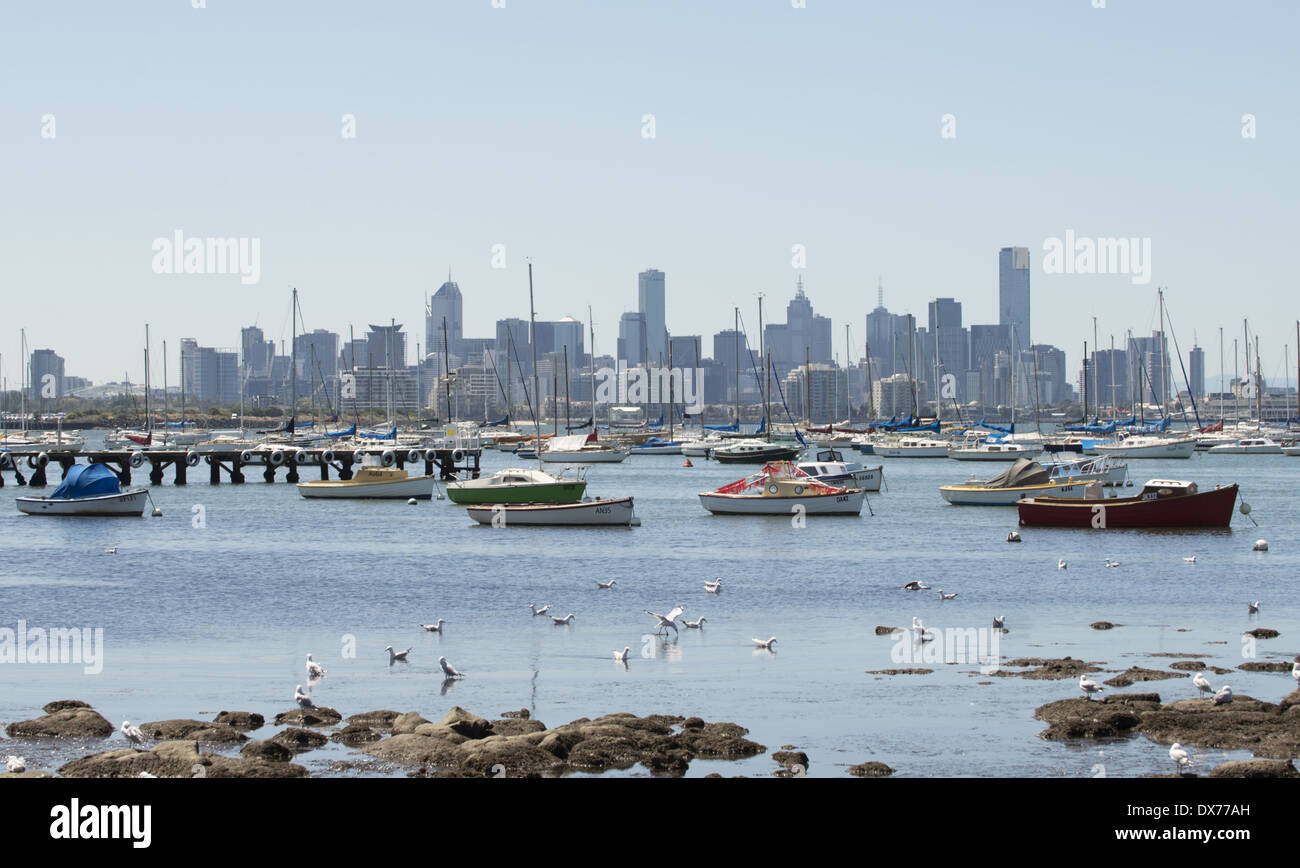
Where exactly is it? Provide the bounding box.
[699,489,864,515]
[1091,439,1196,459]
[297,476,437,499]
[465,497,637,526]
[1016,484,1237,528]
[16,488,149,516]
[713,446,801,463]
[940,479,1094,506]
[446,481,586,505]
[539,449,629,464]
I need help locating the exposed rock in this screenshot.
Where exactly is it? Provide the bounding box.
[848,761,895,777]
[42,700,91,714]
[1103,667,1183,688]
[1238,661,1292,673]
[500,708,530,719]
[390,712,431,735]
[442,707,493,740]
[681,717,705,732]
[359,733,462,766]
[333,724,383,747]
[240,740,293,763]
[490,718,548,737]
[1035,693,1163,741]
[0,770,57,778]
[1168,661,1233,674]
[202,756,309,778]
[140,719,247,744]
[458,735,565,776]
[59,739,306,778]
[6,707,114,738]
[273,707,342,727]
[213,711,264,731]
[677,721,765,759]
[1090,622,1118,630]
[772,750,809,770]
[412,723,471,744]
[270,727,329,752]
[345,710,401,730]
[1245,628,1279,639]
[1137,694,1300,757]
[994,657,1103,680]
[566,735,643,771]
[1208,759,1299,778]
[875,626,903,635]
[866,668,933,675]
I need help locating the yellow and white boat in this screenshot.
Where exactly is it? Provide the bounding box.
[296,453,436,500]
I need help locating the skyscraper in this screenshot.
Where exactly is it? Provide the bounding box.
[638,269,666,365]
[618,311,647,367]
[1189,345,1205,401]
[998,247,1031,350]
[29,349,65,401]
[427,280,463,359]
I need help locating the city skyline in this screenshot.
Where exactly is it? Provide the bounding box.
[3,1,1296,391]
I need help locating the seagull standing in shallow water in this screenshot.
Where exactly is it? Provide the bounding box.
[704,579,723,594]
[992,615,1006,630]
[294,685,315,709]
[121,720,145,748]
[1058,559,1067,570]
[1212,685,1233,705]
[752,636,777,650]
[439,656,464,678]
[1079,674,1104,700]
[646,606,685,636]
[1193,671,1213,696]
[551,613,575,625]
[1247,601,1260,615]
[385,645,411,664]
[6,755,26,773]
[597,580,616,589]
[682,617,706,629]
[613,646,630,663]
[1169,742,1191,772]
[937,589,958,601]
[421,620,446,633]
[1290,659,1300,686]
[529,603,551,617]
[305,653,325,679]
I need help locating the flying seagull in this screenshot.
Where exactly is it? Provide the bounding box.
[992,615,1006,630]
[902,580,930,591]
[646,606,685,635]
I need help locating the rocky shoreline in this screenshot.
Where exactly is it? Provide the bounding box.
[1,700,894,779]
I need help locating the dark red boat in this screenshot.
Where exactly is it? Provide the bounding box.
[1017,479,1238,529]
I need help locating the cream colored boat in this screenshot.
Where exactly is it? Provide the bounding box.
[297,454,436,499]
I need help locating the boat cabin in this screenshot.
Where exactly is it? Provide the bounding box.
[1138,479,1198,499]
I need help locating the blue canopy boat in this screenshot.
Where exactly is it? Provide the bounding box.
[15,463,149,516]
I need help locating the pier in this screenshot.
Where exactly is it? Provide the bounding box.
[0,446,481,488]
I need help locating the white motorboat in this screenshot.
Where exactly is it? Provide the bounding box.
[679,435,727,457]
[16,463,149,516]
[1091,436,1196,459]
[948,441,1041,461]
[699,462,864,515]
[939,458,1104,506]
[1206,437,1284,455]
[296,453,436,499]
[1284,445,1300,457]
[711,438,803,464]
[796,449,883,492]
[465,496,639,526]
[873,437,950,458]
[1044,455,1128,487]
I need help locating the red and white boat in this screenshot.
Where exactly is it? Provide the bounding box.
[1016,479,1238,529]
[699,462,864,515]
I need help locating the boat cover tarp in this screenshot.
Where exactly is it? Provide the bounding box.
[636,437,678,448]
[713,462,838,495]
[977,419,1015,434]
[489,414,510,427]
[546,434,591,452]
[892,420,941,434]
[982,457,1050,489]
[1128,416,1171,433]
[565,416,594,431]
[704,420,740,432]
[359,427,398,440]
[325,424,357,437]
[51,463,122,499]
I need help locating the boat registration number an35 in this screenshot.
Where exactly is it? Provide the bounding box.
[594,506,612,514]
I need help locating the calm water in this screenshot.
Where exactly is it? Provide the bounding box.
[1,433,1297,777]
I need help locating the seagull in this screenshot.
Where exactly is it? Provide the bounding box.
[1291,659,1300,686]
[752,636,777,650]
[1193,671,1213,696]
[305,653,325,678]
[1247,601,1260,615]
[294,685,315,709]
[704,579,723,594]
[104,547,117,555]
[1058,559,1067,570]
[902,580,931,591]
[137,771,157,778]
[646,606,685,636]
[1169,742,1191,772]
[550,612,575,625]
[597,580,616,589]
[911,617,933,642]
[420,619,446,633]
[1079,674,1104,700]
[438,656,464,678]
[1104,559,1120,568]
[992,615,1006,630]
[1212,685,1233,705]
[937,590,958,601]
[613,646,630,663]
[1006,531,1021,543]
[683,617,707,629]
[121,720,145,748]
[384,645,411,664]
[529,603,551,617]
[1183,556,1197,564]
[5,755,26,773]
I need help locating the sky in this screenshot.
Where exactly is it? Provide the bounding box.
[2,0,1296,389]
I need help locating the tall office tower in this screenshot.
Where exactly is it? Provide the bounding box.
[618,311,647,367]
[927,297,969,396]
[638,269,666,365]
[1189,345,1205,401]
[427,279,464,358]
[28,349,65,400]
[1093,348,1129,409]
[494,318,531,374]
[998,247,1031,350]
[713,329,749,402]
[365,324,408,369]
[240,326,274,377]
[294,329,340,382]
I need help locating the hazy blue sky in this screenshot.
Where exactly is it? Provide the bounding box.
[3,1,1296,388]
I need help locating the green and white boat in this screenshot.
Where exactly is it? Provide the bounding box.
[446,466,588,505]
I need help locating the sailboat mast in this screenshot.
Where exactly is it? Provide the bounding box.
[144,323,151,437]
[564,344,571,432]
[528,262,541,465]
[666,338,672,443]
[588,305,596,432]
[443,316,452,426]
[805,345,810,427]
[733,307,740,427]
[290,289,298,427]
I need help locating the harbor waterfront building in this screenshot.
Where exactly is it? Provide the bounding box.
[873,373,915,419]
[1189,345,1205,403]
[28,349,66,401]
[294,329,340,385]
[785,363,850,422]
[618,311,648,368]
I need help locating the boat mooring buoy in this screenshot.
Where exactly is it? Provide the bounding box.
[683,458,693,467]
[152,508,162,517]
[1253,539,1268,552]
[407,498,418,506]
